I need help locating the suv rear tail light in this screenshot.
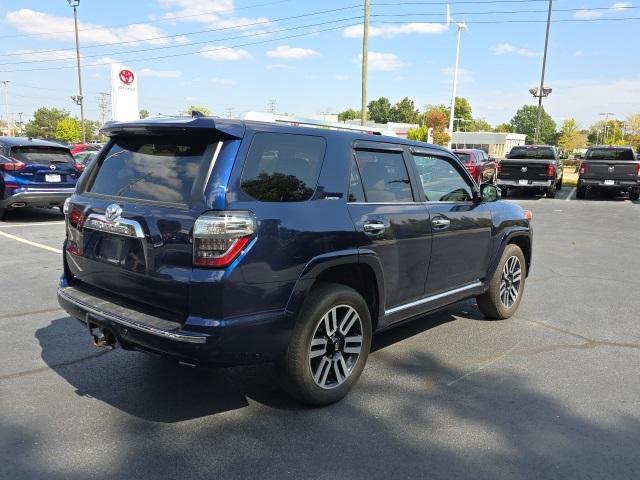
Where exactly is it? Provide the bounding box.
[579,162,587,175]
[74,163,85,173]
[546,163,555,177]
[496,162,502,176]
[636,163,640,177]
[193,211,255,267]
[0,160,26,172]
[465,163,476,176]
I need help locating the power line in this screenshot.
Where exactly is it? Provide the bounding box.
[0,16,363,66]
[0,5,363,57]
[372,5,639,18]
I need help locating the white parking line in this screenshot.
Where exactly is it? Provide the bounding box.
[565,187,576,201]
[0,231,62,254]
[0,221,65,229]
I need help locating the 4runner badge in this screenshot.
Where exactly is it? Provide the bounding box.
[105,204,123,222]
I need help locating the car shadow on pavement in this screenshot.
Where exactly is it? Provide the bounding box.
[16,322,640,479]
[0,207,65,223]
[35,304,480,423]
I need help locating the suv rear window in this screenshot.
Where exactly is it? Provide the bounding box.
[508,146,555,159]
[11,147,73,165]
[241,133,325,202]
[454,152,472,164]
[87,135,212,205]
[586,148,635,160]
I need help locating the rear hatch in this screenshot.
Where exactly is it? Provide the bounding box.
[581,148,639,181]
[9,146,79,187]
[65,131,234,319]
[499,146,555,181]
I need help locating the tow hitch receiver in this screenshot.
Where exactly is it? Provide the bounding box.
[90,326,117,349]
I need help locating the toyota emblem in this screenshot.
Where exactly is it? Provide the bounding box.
[521,166,528,172]
[119,69,135,85]
[105,204,123,222]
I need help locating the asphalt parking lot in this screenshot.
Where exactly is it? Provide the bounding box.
[1,189,639,480]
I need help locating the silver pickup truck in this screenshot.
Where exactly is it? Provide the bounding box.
[577,146,640,200]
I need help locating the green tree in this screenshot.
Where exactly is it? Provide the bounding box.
[470,118,492,132]
[587,120,624,145]
[510,105,557,144]
[453,97,473,123]
[183,104,211,116]
[338,108,359,122]
[367,97,391,123]
[55,118,81,143]
[139,109,150,119]
[389,97,420,124]
[25,107,69,140]
[626,113,640,150]
[557,118,587,154]
[494,123,512,133]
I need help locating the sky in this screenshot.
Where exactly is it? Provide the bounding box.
[0,0,638,129]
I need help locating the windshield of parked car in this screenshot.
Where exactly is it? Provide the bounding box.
[586,148,635,161]
[11,147,74,165]
[454,152,472,164]
[508,146,555,159]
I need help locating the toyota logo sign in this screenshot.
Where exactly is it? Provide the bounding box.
[119,69,135,85]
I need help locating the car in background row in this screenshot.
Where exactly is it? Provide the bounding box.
[73,150,97,168]
[453,149,497,184]
[0,137,82,219]
[496,145,563,198]
[577,146,640,200]
[70,143,103,156]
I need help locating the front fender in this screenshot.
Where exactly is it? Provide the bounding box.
[486,227,532,285]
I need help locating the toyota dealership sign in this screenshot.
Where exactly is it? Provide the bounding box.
[110,63,140,121]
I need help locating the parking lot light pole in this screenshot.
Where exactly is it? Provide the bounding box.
[534,0,553,144]
[68,0,85,143]
[360,0,370,126]
[447,22,467,149]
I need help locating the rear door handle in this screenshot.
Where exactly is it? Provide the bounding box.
[363,221,386,236]
[432,217,450,229]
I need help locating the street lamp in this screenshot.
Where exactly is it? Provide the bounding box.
[532,0,553,144]
[598,112,614,145]
[447,22,468,149]
[68,0,85,142]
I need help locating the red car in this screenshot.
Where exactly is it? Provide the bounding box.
[70,143,102,156]
[453,148,497,184]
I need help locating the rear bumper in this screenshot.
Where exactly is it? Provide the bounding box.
[497,179,552,188]
[57,282,292,366]
[579,179,639,190]
[1,187,75,208]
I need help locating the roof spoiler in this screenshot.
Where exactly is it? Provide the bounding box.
[100,116,244,138]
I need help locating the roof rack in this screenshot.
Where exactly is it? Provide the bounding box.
[241,112,396,137]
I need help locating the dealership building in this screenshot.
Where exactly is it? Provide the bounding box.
[451,131,527,158]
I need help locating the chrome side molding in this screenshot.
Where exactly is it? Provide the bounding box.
[385,281,483,316]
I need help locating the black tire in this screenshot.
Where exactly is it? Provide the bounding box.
[500,186,508,198]
[556,176,563,190]
[546,183,556,198]
[576,186,586,199]
[279,283,372,406]
[476,244,526,320]
[630,189,640,201]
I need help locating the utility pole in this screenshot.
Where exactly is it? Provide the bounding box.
[447,22,467,149]
[98,92,111,125]
[0,81,11,136]
[360,0,370,126]
[534,0,553,144]
[225,107,234,119]
[267,99,277,114]
[599,112,614,145]
[68,0,85,143]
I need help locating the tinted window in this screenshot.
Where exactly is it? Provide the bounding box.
[454,152,472,164]
[508,146,555,159]
[11,147,73,165]
[413,155,473,202]
[586,148,635,161]
[241,133,325,202]
[355,150,413,203]
[348,158,366,202]
[87,135,211,205]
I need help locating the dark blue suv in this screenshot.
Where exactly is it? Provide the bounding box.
[0,137,81,219]
[57,116,532,406]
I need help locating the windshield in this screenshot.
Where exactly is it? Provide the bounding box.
[508,146,555,159]
[11,147,74,165]
[586,148,635,161]
[454,152,472,164]
[87,135,213,205]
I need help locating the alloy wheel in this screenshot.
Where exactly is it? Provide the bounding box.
[500,256,522,308]
[308,305,363,389]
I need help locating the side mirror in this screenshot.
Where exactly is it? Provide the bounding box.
[480,183,500,202]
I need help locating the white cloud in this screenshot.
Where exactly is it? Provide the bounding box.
[442,67,474,84]
[354,52,404,71]
[574,2,632,19]
[265,63,293,70]
[335,75,350,81]
[344,22,448,38]
[6,9,168,45]
[210,77,236,85]
[266,45,319,60]
[158,0,270,32]
[185,96,197,101]
[198,45,252,61]
[174,35,190,44]
[574,50,584,57]
[491,43,541,57]
[138,68,182,78]
[8,49,76,62]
